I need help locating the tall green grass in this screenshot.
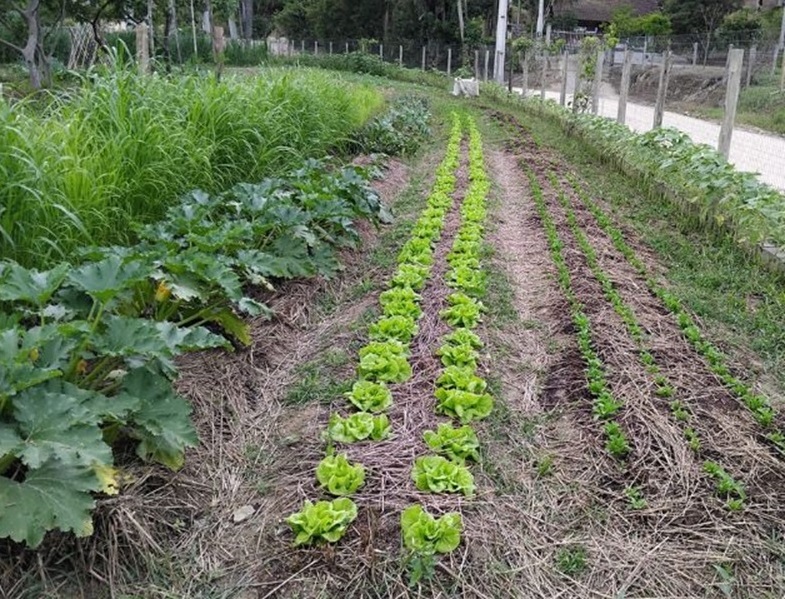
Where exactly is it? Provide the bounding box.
[0,66,382,266]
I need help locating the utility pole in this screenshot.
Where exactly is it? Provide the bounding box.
[494,0,509,82]
[536,0,545,36]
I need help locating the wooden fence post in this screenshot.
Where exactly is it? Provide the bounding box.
[692,42,699,66]
[772,45,780,77]
[212,25,225,78]
[591,49,604,114]
[719,48,744,159]
[422,45,426,70]
[329,41,333,55]
[559,50,568,105]
[617,47,632,124]
[571,58,581,113]
[135,24,150,75]
[653,50,672,128]
[540,52,548,100]
[345,41,349,54]
[314,41,318,55]
[447,47,452,75]
[301,40,305,53]
[522,52,530,97]
[379,43,383,59]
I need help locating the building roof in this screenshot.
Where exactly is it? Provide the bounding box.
[555,0,660,24]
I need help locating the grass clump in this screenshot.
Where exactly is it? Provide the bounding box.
[0,65,382,267]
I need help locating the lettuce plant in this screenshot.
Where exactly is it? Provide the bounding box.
[442,328,483,350]
[440,293,484,329]
[436,365,487,394]
[328,412,390,443]
[286,497,358,545]
[423,423,480,462]
[316,453,366,496]
[411,455,475,496]
[436,343,478,369]
[391,263,430,291]
[368,315,419,344]
[446,265,485,296]
[401,504,462,554]
[435,388,494,424]
[357,340,412,383]
[344,380,393,413]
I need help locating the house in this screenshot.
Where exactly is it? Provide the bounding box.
[744,0,781,9]
[552,0,660,31]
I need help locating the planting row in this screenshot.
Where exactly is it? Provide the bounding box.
[286,113,464,546]
[527,168,631,460]
[0,158,395,548]
[286,115,495,567]
[550,173,747,510]
[564,174,785,455]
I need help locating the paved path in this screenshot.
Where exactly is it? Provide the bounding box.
[528,89,785,192]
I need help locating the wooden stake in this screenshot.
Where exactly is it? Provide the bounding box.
[652,50,672,128]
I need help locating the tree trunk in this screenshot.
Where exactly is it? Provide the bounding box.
[21,0,44,89]
[241,0,253,40]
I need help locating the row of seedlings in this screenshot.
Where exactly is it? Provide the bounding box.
[401,117,494,566]
[286,115,465,546]
[527,168,632,460]
[551,175,746,510]
[566,173,785,454]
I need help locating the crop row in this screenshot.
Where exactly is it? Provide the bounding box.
[405,117,494,565]
[526,169,631,460]
[0,158,393,548]
[286,114,465,547]
[551,174,746,510]
[564,174,785,455]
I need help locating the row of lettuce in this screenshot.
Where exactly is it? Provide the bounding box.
[286,115,493,564]
[484,84,785,264]
[0,97,433,548]
[531,160,757,511]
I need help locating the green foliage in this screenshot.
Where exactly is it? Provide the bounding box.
[0,67,383,267]
[704,461,746,510]
[436,342,479,369]
[316,453,366,496]
[603,421,631,459]
[440,293,484,328]
[285,497,358,545]
[609,6,672,38]
[344,380,393,413]
[357,95,431,157]
[717,8,763,44]
[357,340,412,383]
[423,423,480,463]
[411,455,475,496]
[327,412,391,443]
[624,486,648,509]
[368,316,419,344]
[400,504,462,554]
[435,388,494,424]
[556,545,588,576]
[442,328,483,350]
[663,0,742,36]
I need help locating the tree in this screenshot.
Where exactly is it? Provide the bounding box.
[0,0,67,89]
[610,6,672,38]
[717,8,763,46]
[664,0,742,63]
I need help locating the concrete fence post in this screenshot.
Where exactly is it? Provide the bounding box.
[540,52,548,100]
[692,42,699,66]
[314,41,318,55]
[559,50,568,105]
[591,49,604,114]
[719,48,744,159]
[447,47,452,75]
[379,43,383,59]
[475,49,480,79]
[771,45,780,77]
[746,45,757,87]
[617,47,632,125]
[653,50,673,128]
[522,52,530,97]
[484,49,490,82]
[329,41,333,55]
[422,45,426,70]
[135,24,150,75]
[345,41,349,54]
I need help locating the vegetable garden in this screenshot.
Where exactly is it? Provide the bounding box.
[2,65,785,598]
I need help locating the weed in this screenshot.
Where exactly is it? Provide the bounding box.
[556,545,588,576]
